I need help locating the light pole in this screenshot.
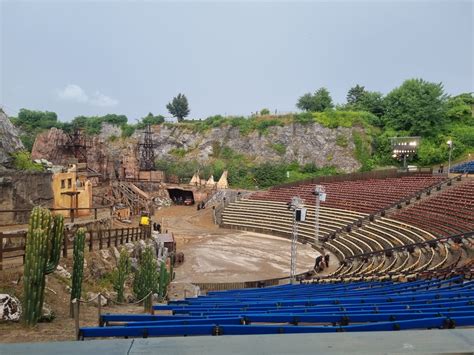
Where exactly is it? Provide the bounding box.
[447,140,453,175]
[288,196,305,284]
[312,185,326,246]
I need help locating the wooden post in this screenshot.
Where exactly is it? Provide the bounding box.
[125,228,129,243]
[114,230,118,247]
[88,231,93,252]
[97,293,102,326]
[149,293,154,314]
[0,235,3,271]
[63,233,68,258]
[70,208,75,223]
[98,230,103,250]
[107,230,111,248]
[94,208,98,220]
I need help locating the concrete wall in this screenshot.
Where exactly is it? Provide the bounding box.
[0,171,53,225]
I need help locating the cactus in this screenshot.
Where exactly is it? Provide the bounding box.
[158,261,169,301]
[112,248,130,303]
[23,207,64,326]
[70,228,86,317]
[133,247,159,310]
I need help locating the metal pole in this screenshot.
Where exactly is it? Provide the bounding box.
[448,143,453,175]
[73,299,80,340]
[289,196,304,284]
[97,293,102,326]
[290,208,298,283]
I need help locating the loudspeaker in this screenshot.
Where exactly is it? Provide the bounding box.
[295,208,307,222]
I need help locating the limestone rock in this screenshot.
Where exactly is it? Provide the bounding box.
[40,302,55,322]
[86,292,108,306]
[99,249,111,260]
[0,294,22,321]
[54,265,71,279]
[0,109,24,168]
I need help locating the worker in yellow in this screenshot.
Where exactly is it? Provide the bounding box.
[139,212,150,227]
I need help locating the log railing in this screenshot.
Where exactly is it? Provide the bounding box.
[0,226,151,270]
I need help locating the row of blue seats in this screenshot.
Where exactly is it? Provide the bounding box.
[451,160,474,173]
[79,277,474,339]
[80,316,474,338]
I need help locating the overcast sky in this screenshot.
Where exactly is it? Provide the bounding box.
[0,0,472,122]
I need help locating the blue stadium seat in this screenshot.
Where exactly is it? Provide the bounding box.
[80,276,474,339]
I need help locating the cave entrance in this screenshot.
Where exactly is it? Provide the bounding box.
[167,188,195,205]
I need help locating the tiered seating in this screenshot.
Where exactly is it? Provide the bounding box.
[250,175,445,214]
[391,180,474,237]
[79,276,474,339]
[452,160,474,174]
[222,199,366,242]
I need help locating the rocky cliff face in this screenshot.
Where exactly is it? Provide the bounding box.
[0,109,24,168]
[32,121,363,176]
[146,123,362,172]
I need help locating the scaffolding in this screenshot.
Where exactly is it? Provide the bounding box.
[139,125,155,171]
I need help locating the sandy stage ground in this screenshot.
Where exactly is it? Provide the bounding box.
[154,206,320,283]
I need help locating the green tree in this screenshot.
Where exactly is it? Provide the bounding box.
[384,78,447,136]
[446,93,473,122]
[12,109,62,150]
[346,84,366,105]
[260,108,270,115]
[296,88,334,112]
[137,112,165,128]
[166,94,190,122]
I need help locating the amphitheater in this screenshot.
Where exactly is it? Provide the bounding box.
[3,168,474,354]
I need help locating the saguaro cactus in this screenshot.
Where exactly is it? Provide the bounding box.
[23,207,64,326]
[113,248,130,303]
[70,228,86,317]
[133,247,159,310]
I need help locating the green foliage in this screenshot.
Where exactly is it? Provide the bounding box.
[255,119,284,134]
[11,151,44,171]
[260,108,270,115]
[23,208,64,326]
[11,109,64,150]
[252,162,287,188]
[71,114,128,135]
[346,85,386,119]
[352,131,374,171]
[136,113,165,129]
[384,78,447,136]
[293,112,314,124]
[112,249,130,303]
[296,88,334,112]
[169,147,187,158]
[167,93,190,122]
[313,110,374,129]
[335,134,348,148]
[121,124,135,138]
[347,85,367,105]
[270,143,286,156]
[133,247,160,309]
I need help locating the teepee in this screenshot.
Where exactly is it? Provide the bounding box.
[217,170,229,189]
[206,175,216,187]
[190,172,200,186]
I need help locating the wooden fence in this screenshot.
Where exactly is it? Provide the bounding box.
[0,226,151,271]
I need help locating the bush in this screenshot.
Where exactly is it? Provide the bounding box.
[11,151,44,171]
[353,132,374,171]
[335,134,348,147]
[260,108,270,115]
[270,143,286,155]
[169,148,187,158]
[293,112,314,124]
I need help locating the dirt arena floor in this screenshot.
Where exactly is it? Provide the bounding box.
[155,206,321,283]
